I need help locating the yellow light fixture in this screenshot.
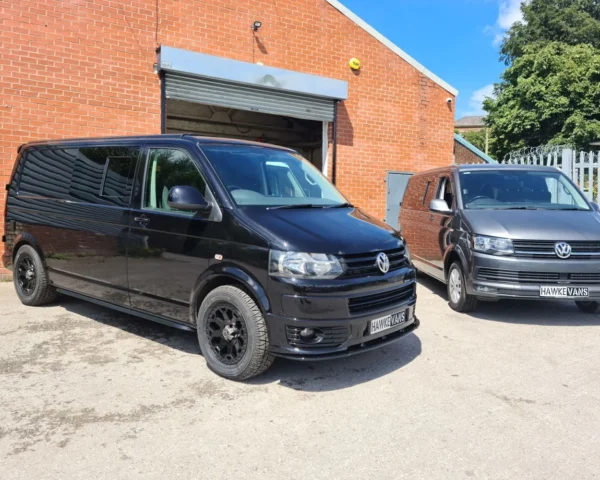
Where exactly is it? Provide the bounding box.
[349,58,361,70]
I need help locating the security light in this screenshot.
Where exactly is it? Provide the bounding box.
[252,21,262,31]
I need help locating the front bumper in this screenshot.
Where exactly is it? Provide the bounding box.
[468,253,600,300]
[266,302,418,360]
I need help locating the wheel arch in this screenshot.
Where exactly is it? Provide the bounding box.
[189,265,270,326]
[443,246,469,282]
[12,233,46,264]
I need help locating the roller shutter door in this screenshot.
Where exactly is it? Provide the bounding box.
[164,72,336,122]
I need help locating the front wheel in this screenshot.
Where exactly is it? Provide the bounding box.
[197,286,274,381]
[447,261,478,313]
[575,301,599,314]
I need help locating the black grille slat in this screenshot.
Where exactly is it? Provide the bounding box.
[341,247,407,278]
[348,284,414,315]
[513,241,600,259]
[478,268,600,284]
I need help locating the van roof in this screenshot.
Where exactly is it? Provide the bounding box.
[19,135,295,151]
[411,163,562,177]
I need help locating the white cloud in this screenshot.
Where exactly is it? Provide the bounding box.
[485,0,526,46]
[465,84,495,116]
[497,0,524,29]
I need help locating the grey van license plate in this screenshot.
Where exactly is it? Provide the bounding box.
[539,286,589,298]
[370,311,406,334]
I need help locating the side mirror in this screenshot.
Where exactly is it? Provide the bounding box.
[429,198,452,214]
[167,186,211,212]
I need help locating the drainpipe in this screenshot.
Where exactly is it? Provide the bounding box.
[332,100,339,185]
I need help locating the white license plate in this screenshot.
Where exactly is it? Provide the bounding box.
[370,311,407,334]
[539,286,589,298]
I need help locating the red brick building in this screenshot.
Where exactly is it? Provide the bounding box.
[0,0,457,278]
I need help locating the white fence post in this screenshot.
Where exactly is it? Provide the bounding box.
[562,148,573,179]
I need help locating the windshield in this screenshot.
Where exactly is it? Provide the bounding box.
[459,170,590,211]
[200,145,347,207]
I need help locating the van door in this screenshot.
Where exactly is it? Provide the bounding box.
[126,146,220,323]
[401,172,438,277]
[426,175,455,281]
[18,145,140,306]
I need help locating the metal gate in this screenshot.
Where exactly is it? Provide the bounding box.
[385,171,412,229]
[505,147,600,203]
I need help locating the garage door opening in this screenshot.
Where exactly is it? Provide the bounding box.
[165,99,328,173]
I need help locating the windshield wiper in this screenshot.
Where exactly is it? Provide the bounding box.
[267,204,327,210]
[324,202,354,209]
[500,206,543,210]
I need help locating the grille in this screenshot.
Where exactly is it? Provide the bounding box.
[478,269,600,284]
[348,283,414,315]
[513,240,600,259]
[341,247,407,278]
[477,268,560,283]
[568,273,600,283]
[285,325,350,348]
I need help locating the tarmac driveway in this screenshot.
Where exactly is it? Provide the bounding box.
[0,276,599,480]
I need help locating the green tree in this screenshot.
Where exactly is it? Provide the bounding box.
[459,129,487,152]
[500,0,600,64]
[484,42,600,160]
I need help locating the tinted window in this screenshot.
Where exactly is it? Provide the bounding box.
[101,157,137,200]
[421,181,430,205]
[19,148,78,199]
[143,149,208,214]
[70,147,139,205]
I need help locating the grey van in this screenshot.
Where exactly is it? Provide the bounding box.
[400,164,600,313]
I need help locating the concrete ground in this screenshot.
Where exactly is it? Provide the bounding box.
[1,277,599,480]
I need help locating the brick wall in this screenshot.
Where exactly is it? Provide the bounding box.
[0,0,455,277]
[454,139,486,165]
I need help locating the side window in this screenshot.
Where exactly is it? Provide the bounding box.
[143,149,208,214]
[437,176,455,208]
[101,157,137,200]
[421,181,431,205]
[19,148,78,199]
[70,146,139,205]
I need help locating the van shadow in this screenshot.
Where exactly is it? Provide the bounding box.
[56,297,200,355]
[417,272,600,326]
[54,296,421,390]
[249,333,421,392]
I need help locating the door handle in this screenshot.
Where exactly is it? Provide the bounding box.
[134,215,150,227]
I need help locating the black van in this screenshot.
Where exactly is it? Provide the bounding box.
[3,136,417,380]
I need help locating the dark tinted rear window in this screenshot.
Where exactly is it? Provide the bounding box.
[18,146,139,206]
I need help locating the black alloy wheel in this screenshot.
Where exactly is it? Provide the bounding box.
[16,254,37,297]
[206,303,248,365]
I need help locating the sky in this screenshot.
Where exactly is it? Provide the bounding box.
[338,0,525,119]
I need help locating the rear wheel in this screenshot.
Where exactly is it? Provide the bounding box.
[13,245,57,306]
[197,286,274,381]
[447,261,478,313]
[575,301,599,314]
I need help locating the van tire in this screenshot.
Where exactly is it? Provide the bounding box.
[13,245,58,306]
[196,285,274,381]
[575,301,599,314]
[447,261,477,313]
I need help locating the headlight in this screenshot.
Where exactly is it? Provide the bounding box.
[472,235,514,255]
[269,250,344,279]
